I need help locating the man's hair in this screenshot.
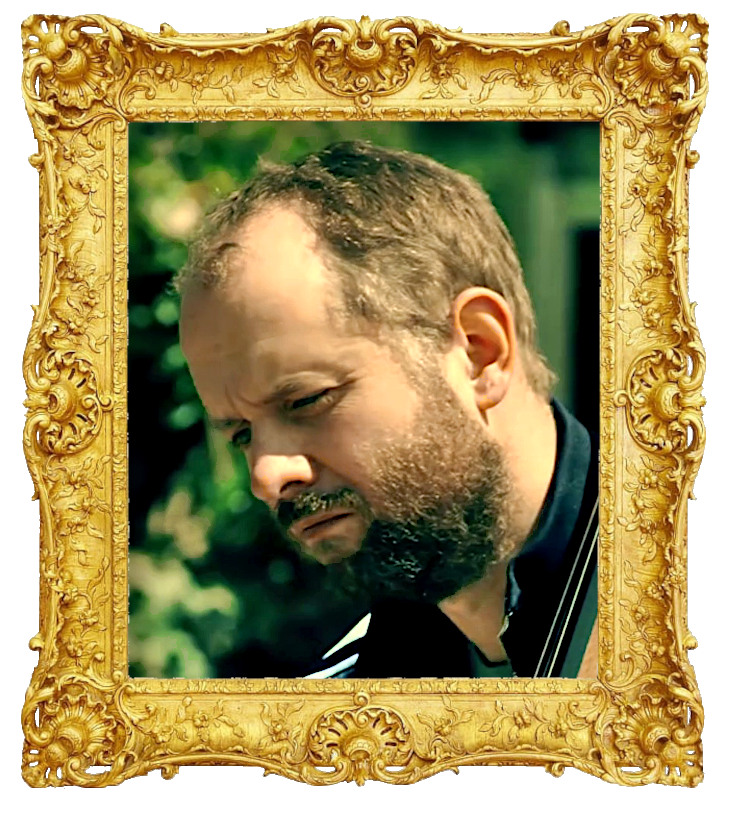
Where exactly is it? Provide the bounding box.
[175,140,556,399]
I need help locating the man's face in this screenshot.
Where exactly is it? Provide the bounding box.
[180,207,513,604]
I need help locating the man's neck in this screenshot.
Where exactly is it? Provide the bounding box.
[438,560,511,662]
[438,391,558,662]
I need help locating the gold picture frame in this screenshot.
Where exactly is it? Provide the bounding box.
[20,12,708,787]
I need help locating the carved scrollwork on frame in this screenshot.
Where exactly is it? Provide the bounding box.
[20,12,708,788]
[25,351,108,455]
[309,17,419,106]
[618,348,705,457]
[22,676,125,787]
[611,14,708,112]
[22,16,130,121]
[580,690,691,786]
[306,692,420,784]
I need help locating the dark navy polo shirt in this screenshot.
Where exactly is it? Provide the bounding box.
[473,398,598,677]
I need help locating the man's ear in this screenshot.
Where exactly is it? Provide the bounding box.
[450,287,516,412]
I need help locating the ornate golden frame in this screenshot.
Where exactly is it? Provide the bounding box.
[20,12,708,787]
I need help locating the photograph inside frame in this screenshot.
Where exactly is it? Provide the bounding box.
[127,119,600,680]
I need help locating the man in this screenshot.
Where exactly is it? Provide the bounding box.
[176,140,599,680]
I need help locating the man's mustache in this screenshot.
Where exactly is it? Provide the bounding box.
[275,487,369,531]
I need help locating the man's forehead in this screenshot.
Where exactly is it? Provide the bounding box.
[180,273,386,425]
[224,205,324,279]
[178,205,401,419]
[187,331,362,427]
[182,211,340,337]
[226,208,345,323]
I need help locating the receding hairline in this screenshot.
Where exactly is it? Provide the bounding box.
[178,197,328,293]
[179,201,393,341]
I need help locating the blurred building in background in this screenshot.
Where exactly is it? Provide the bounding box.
[127,121,600,678]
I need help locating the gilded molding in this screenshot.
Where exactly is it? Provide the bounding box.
[20,13,708,787]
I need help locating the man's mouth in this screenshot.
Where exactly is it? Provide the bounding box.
[289,510,355,540]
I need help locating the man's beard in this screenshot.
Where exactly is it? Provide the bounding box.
[275,366,514,605]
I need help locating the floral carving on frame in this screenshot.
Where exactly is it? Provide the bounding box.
[20,13,707,787]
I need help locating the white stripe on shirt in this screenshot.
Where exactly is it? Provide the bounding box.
[304,653,359,679]
[321,613,372,659]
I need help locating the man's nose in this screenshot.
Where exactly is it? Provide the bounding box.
[249,452,316,510]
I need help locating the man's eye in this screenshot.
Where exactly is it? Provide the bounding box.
[230,427,252,448]
[289,389,332,412]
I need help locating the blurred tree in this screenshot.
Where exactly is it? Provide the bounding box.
[128,121,599,678]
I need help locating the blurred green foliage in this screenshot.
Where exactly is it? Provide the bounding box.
[128,120,599,679]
